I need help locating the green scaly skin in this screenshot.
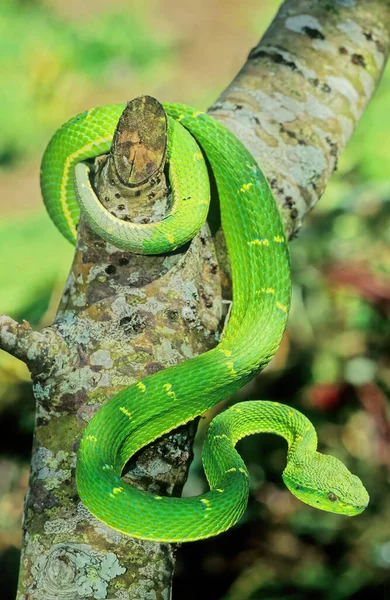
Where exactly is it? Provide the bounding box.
[40,102,369,542]
[41,106,210,253]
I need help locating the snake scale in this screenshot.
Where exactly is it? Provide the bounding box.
[41,101,369,542]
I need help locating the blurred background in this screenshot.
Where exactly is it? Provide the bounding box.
[1,0,390,598]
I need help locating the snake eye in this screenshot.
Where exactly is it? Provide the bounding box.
[327,492,338,503]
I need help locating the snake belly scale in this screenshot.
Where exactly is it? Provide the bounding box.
[40,102,369,543]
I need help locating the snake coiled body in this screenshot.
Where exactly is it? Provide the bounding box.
[41,102,368,542]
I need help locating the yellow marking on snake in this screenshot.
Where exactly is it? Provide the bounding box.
[249,238,269,246]
[201,499,211,509]
[276,302,288,313]
[216,489,224,493]
[167,233,175,244]
[119,407,132,419]
[155,496,163,500]
[219,348,232,358]
[86,435,98,443]
[163,383,177,400]
[214,434,229,440]
[194,152,204,160]
[226,361,237,375]
[258,287,275,294]
[240,183,253,192]
[274,236,284,243]
[137,382,146,392]
[192,111,205,118]
[238,468,248,475]
[225,468,237,474]
[109,486,125,498]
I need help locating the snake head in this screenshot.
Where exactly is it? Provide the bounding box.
[282,454,369,516]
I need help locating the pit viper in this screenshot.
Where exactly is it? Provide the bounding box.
[41,101,369,542]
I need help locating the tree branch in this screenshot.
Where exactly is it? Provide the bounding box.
[14,97,222,600]
[210,0,390,238]
[0,315,69,377]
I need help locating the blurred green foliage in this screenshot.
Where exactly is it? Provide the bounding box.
[0,214,71,319]
[0,0,390,599]
[0,0,171,165]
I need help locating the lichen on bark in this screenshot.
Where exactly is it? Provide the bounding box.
[210,0,390,238]
[11,97,222,600]
[0,1,389,599]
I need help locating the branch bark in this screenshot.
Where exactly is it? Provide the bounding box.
[2,1,389,599]
[210,0,390,238]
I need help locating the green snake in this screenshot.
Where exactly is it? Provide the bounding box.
[41,102,369,542]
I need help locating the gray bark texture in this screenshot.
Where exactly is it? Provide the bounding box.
[0,1,389,599]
